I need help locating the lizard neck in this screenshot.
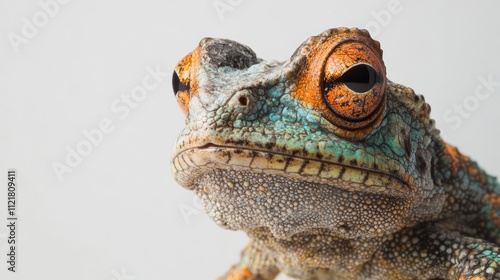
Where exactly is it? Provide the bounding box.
[247,228,386,279]
[434,141,500,238]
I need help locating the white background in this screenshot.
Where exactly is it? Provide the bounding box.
[1,1,500,279]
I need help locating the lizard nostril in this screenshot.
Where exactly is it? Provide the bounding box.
[229,90,253,108]
[238,96,249,107]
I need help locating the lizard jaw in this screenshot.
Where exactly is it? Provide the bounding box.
[172,145,415,239]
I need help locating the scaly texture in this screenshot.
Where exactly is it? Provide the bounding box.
[171,28,500,279]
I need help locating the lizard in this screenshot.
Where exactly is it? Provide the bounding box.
[171,27,500,280]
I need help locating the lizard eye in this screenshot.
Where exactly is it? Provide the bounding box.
[322,41,386,129]
[173,48,201,115]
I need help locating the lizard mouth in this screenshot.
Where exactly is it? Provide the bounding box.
[172,143,413,196]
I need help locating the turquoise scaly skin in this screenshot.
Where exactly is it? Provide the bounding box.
[171,28,500,279]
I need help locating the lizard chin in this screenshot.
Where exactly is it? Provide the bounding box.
[172,146,415,239]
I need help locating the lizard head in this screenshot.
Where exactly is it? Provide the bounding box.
[171,28,444,240]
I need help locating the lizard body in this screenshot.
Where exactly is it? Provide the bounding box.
[171,28,500,279]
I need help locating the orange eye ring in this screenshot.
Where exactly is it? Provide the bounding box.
[173,47,201,115]
[321,41,387,129]
[291,29,387,136]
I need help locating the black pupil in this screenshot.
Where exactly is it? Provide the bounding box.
[337,64,377,93]
[172,71,180,95]
[172,70,190,96]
